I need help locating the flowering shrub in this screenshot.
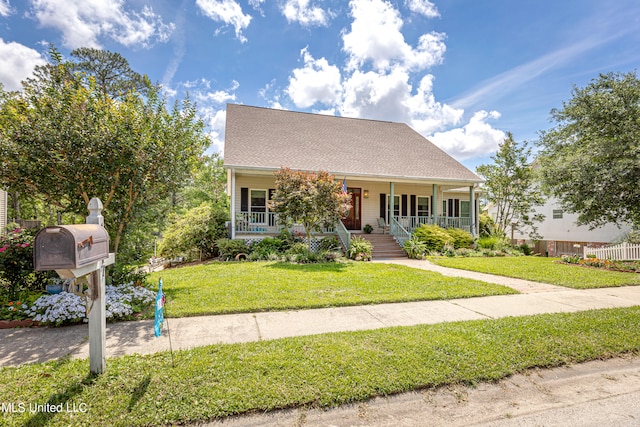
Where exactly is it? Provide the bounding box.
[25,282,156,326]
[0,300,29,321]
[0,227,48,298]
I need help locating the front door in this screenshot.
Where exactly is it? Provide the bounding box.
[342,188,361,230]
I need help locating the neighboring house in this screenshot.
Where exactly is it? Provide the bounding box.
[223,104,482,249]
[0,189,6,234]
[510,197,631,256]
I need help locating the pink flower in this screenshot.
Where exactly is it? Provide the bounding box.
[0,246,7,253]
[21,243,29,248]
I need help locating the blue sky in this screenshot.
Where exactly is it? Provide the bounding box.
[1,0,639,171]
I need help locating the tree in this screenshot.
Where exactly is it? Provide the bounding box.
[0,49,209,254]
[476,132,545,240]
[70,47,152,99]
[538,71,640,229]
[269,168,351,250]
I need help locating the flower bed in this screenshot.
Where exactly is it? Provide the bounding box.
[559,255,640,273]
[24,282,156,326]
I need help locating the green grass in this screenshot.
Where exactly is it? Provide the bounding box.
[2,307,640,427]
[148,261,517,317]
[432,256,640,289]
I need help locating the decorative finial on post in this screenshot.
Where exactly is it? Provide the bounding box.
[87,198,104,226]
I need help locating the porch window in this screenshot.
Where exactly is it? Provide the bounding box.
[250,189,267,223]
[417,196,430,217]
[460,201,470,218]
[387,195,400,218]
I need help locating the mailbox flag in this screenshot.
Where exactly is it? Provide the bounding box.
[154,278,165,337]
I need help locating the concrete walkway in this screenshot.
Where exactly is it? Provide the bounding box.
[2,260,640,368]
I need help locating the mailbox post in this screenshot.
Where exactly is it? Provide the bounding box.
[34,198,114,375]
[86,198,107,375]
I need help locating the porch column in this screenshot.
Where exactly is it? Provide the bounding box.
[389,182,395,225]
[469,185,476,238]
[431,184,438,224]
[230,168,236,239]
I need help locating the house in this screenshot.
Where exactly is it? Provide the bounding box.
[223,104,482,251]
[510,197,631,256]
[0,189,6,234]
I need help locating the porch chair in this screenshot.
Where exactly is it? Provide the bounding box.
[377,217,389,234]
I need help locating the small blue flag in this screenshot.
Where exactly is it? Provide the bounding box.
[342,177,347,194]
[154,278,165,338]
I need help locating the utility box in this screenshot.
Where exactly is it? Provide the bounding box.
[34,224,110,272]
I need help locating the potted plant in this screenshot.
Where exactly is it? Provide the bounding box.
[363,224,373,234]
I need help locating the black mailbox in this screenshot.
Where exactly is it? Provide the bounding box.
[34,224,110,271]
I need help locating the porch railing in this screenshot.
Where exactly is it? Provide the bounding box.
[235,212,279,234]
[335,220,351,252]
[235,212,336,235]
[394,215,472,234]
[390,216,411,246]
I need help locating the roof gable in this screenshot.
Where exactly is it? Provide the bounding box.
[224,104,481,183]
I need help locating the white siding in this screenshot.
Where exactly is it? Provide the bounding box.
[488,196,631,244]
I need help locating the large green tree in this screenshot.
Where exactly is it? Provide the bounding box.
[476,132,545,240]
[0,49,209,254]
[538,71,640,229]
[269,168,351,250]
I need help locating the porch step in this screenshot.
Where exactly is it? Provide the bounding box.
[354,233,407,259]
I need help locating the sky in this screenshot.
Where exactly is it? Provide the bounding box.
[1,0,639,171]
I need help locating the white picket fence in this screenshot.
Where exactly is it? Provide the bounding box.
[583,242,640,261]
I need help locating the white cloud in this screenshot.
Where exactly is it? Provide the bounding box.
[0,39,46,91]
[29,0,174,49]
[282,0,329,27]
[430,111,505,160]
[195,80,239,104]
[286,47,342,108]
[0,0,12,16]
[406,74,463,134]
[340,67,412,123]
[196,0,252,43]
[405,0,439,18]
[200,108,227,153]
[342,0,446,71]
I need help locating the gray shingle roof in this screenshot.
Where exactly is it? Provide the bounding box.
[224,104,481,183]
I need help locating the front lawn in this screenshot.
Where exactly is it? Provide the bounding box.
[148,261,517,317]
[2,307,640,427]
[432,256,640,289]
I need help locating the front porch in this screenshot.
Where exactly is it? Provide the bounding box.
[234,212,473,236]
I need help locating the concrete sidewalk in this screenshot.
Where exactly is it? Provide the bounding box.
[2,260,640,367]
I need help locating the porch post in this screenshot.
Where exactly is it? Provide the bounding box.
[431,184,438,225]
[469,185,476,237]
[389,182,395,225]
[230,168,236,239]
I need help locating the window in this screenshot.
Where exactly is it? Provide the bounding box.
[460,201,470,218]
[553,209,563,219]
[386,195,400,219]
[250,189,267,222]
[417,196,430,217]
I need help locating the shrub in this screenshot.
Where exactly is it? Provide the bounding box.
[216,239,250,260]
[250,237,287,260]
[348,236,372,261]
[477,235,507,251]
[445,228,473,249]
[159,204,229,260]
[561,254,581,264]
[403,238,427,259]
[108,263,148,287]
[363,224,373,234]
[518,243,533,256]
[479,213,497,237]
[0,226,48,299]
[319,236,341,252]
[412,224,453,252]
